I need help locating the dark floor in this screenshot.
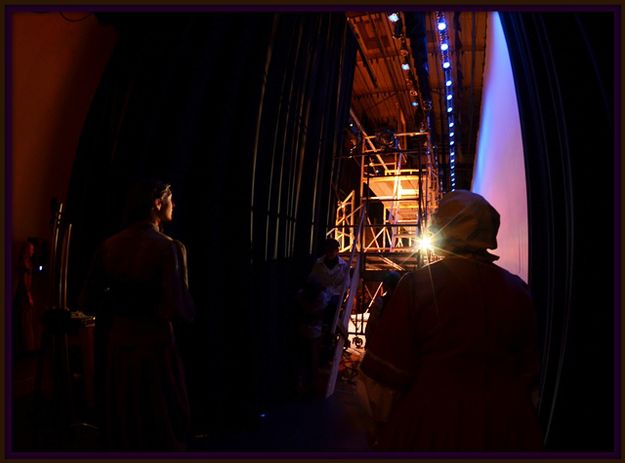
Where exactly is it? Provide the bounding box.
[10,349,371,454]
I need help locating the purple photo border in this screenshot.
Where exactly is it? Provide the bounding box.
[613,4,622,460]
[4,2,622,461]
[5,4,14,460]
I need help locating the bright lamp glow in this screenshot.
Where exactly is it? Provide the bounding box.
[449,122,454,128]
[438,21,447,31]
[417,235,434,252]
[441,43,449,51]
[388,13,400,22]
[411,101,418,107]
[446,80,452,87]
[401,63,410,71]
[450,131,455,137]
[447,94,453,100]
[443,61,450,69]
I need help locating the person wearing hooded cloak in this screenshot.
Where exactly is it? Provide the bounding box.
[360,190,543,451]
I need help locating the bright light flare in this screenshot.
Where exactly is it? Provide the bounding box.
[417,235,435,252]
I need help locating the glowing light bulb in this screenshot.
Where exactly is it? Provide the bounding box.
[438,21,447,31]
[401,63,410,71]
[446,80,452,87]
[388,13,400,22]
[417,235,434,252]
[443,62,450,69]
[441,43,449,51]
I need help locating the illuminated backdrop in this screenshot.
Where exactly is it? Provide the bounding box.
[472,12,528,282]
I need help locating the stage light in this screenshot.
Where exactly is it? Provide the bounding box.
[437,10,456,194]
[402,63,410,71]
[417,234,434,252]
[388,13,400,23]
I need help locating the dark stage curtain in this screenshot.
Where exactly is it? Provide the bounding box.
[500,13,615,452]
[65,12,357,433]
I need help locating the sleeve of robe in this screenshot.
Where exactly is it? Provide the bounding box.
[161,240,195,322]
[79,244,107,316]
[360,273,419,391]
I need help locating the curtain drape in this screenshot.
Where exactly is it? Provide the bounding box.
[66,12,357,429]
[500,12,614,452]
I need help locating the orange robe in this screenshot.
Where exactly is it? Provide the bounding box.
[361,256,543,451]
[81,221,193,450]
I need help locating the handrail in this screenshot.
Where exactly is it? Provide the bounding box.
[325,204,366,398]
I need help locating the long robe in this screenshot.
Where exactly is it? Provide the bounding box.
[81,221,194,451]
[361,256,543,451]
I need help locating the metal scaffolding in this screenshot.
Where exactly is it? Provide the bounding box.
[324,111,441,395]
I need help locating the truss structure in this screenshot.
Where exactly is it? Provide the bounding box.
[327,110,442,351]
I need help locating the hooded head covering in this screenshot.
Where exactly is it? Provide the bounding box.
[430,190,500,262]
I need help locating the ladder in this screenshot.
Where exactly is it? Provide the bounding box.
[323,110,441,397]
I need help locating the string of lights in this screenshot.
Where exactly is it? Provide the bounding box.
[435,11,456,191]
[387,12,421,113]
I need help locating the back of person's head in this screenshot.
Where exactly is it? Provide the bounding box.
[430,190,500,261]
[323,238,340,253]
[123,178,172,224]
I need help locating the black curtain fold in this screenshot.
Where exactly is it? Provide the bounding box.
[249,13,357,406]
[66,12,356,430]
[500,12,614,452]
